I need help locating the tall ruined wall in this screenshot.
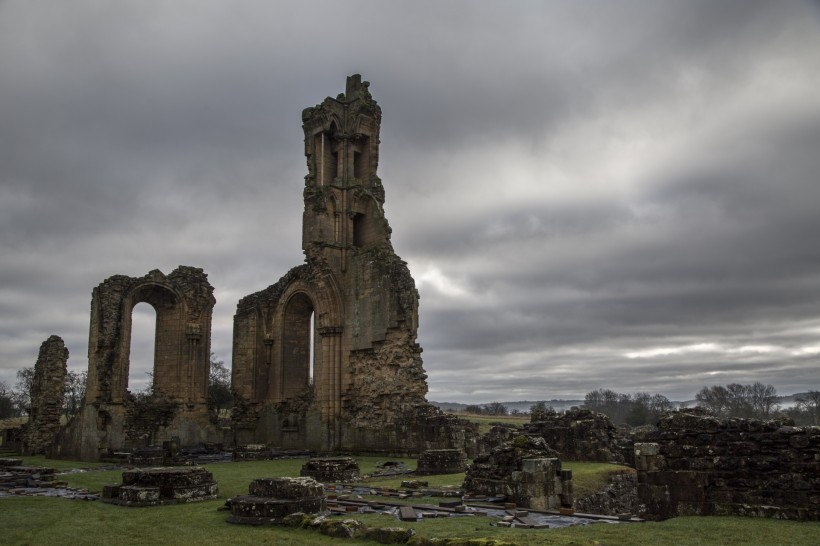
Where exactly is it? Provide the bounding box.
[232,75,474,454]
[636,411,820,521]
[55,266,220,461]
[23,335,68,455]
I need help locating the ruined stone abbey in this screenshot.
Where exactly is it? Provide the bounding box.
[54,75,470,460]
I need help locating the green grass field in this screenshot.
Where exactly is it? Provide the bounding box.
[1,455,817,545]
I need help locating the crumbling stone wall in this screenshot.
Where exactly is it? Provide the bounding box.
[23,335,68,455]
[55,266,220,461]
[636,410,820,521]
[463,435,570,510]
[232,75,474,454]
[525,408,622,462]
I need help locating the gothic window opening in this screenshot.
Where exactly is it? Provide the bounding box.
[128,302,156,394]
[281,293,317,399]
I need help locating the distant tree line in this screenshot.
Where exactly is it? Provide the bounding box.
[581,388,674,426]
[462,402,512,416]
[694,382,778,419]
[576,382,820,427]
[1,353,233,422]
[0,367,86,420]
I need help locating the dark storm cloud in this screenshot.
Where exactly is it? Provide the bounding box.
[1,0,819,403]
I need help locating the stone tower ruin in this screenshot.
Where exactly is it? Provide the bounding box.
[232,75,470,453]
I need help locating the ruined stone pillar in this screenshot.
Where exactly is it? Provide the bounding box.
[23,335,68,455]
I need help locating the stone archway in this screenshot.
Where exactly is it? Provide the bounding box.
[55,266,218,461]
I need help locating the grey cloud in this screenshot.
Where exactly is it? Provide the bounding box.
[1,1,818,404]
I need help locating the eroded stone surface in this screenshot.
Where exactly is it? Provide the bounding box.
[102,466,218,506]
[464,435,569,510]
[231,75,475,454]
[525,408,621,463]
[416,449,467,475]
[23,336,68,455]
[228,477,327,524]
[636,410,820,521]
[55,266,220,461]
[300,457,361,482]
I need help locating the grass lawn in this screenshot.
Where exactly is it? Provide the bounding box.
[1,455,817,545]
[460,413,530,435]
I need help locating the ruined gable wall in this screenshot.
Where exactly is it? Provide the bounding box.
[636,411,820,520]
[23,335,68,455]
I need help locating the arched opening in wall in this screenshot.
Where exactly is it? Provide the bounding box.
[129,302,156,394]
[353,136,370,179]
[282,293,317,399]
[352,211,377,247]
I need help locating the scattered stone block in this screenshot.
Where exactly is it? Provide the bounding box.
[398,506,417,521]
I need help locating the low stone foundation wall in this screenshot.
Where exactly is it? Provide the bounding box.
[102,466,218,506]
[416,449,467,475]
[463,435,571,510]
[525,409,621,463]
[636,411,820,520]
[228,477,327,525]
[300,457,360,483]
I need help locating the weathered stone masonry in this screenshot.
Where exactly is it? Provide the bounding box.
[23,335,68,455]
[636,411,820,521]
[232,75,474,453]
[55,266,221,460]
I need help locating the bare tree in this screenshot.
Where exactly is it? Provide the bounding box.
[696,382,779,419]
[795,390,820,425]
[64,370,87,418]
[11,366,35,415]
[0,380,19,419]
[207,353,232,420]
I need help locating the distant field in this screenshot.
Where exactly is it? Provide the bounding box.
[459,412,530,435]
[2,455,817,545]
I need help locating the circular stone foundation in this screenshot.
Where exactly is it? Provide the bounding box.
[228,477,327,525]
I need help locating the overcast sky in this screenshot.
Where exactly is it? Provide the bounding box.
[1,1,819,403]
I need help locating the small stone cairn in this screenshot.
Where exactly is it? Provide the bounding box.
[101,466,218,506]
[228,477,327,525]
[300,457,360,483]
[416,449,468,475]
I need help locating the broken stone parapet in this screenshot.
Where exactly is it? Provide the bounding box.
[228,477,327,524]
[635,410,820,521]
[101,466,218,506]
[416,449,467,475]
[300,457,361,482]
